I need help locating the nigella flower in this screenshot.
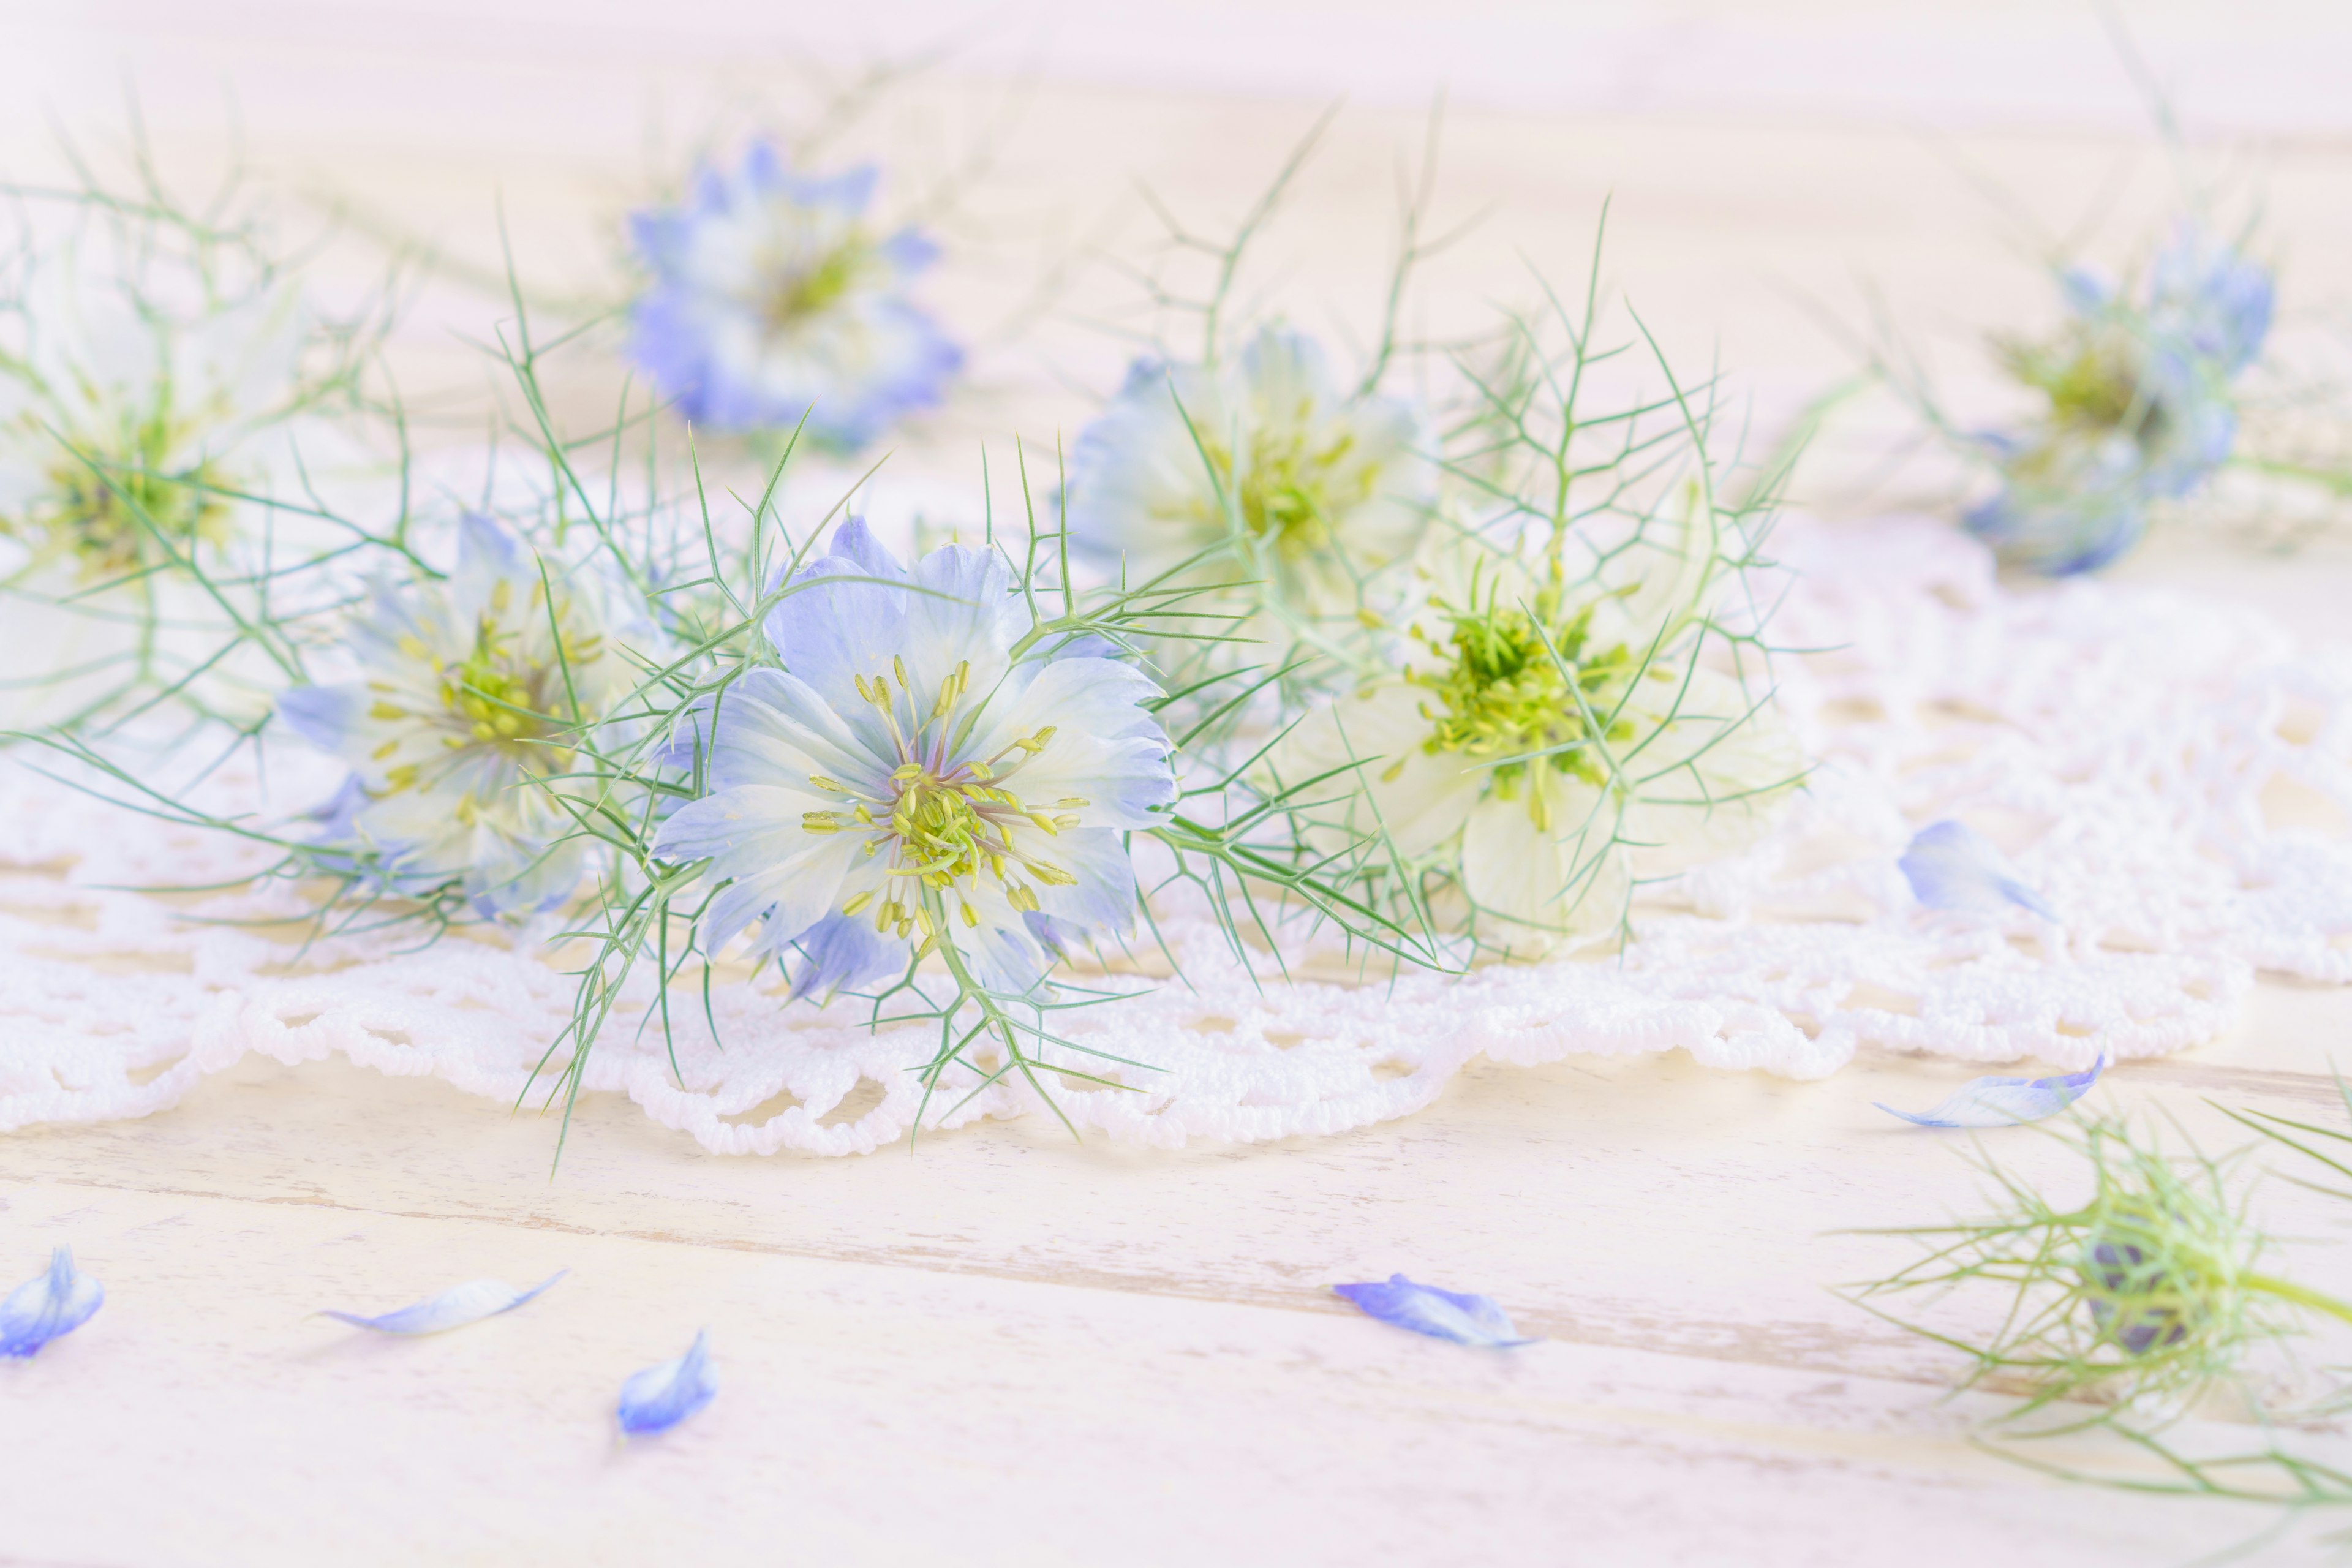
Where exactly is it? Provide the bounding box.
[1272,538,1801,954]
[627,140,960,449]
[1966,226,2272,576]
[1065,327,1437,647]
[617,1329,717,1437]
[278,514,652,916]
[652,519,1178,999]
[0,234,314,728]
[1,1248,104,1357]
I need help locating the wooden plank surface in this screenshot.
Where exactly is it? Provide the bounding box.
[8,6,2352,1564]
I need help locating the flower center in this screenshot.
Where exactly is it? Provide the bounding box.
[1406,594,1636,797]
[12,423,235,581]
[376,582,598,799]
[760,239,867,333]
[1197,415,1370,564]
[797,656,1091,943]
[2002,331,2170,447]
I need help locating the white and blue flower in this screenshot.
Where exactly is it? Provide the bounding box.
[278,514,652,916]
[651,519,1178,1000]
[1967,227,2272,576]
[1273,537,1801,954]
[1065,328,1436,646]
[627,141,960,449]
[1,1247,104,1357]
[0,235,320,728]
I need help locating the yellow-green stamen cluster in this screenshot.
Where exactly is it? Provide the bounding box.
[2000,330,2167,448]
[1199,415,1371,564]
[1405,590,1636,797]
[4,412,236,579]
[760,238,869,334]
[371,578,598,815]
[801,655,1081,949]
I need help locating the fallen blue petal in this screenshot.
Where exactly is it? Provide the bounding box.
[1875,1050,2107,1128]
[1899,820,2058,921]
[1,1248,104,1357]
[320,1272,567,1336]
[1332,1274,1539,1348]
[618,1329,717,1436]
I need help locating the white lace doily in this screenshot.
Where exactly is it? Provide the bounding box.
[6,515,2349,1156]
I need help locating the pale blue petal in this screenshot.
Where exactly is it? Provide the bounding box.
[1875,1050,2107,1128]
[965,913,1055,998]
[1026,827,1140,941]
[276,682,368,754]
[764,518,914,719]
[320,1271,567,1335]
[785,911,905,1001]
[0,1248,104,1357]
[903,541,1020,699]
[1899,820,2058,921]
[618,1329,717,1436]
[1332,1274,1538,1348]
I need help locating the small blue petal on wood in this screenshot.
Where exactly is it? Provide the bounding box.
[1,1248,104,1357]
[1332,1274,1539,1348]
[1875,1050,2108,1128]
[320,1272,567,1336]
[618,1329,717,1436]
[1899,820,2058,921]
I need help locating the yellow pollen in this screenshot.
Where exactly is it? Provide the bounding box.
[371,740,399,761]
[842,891,875,917]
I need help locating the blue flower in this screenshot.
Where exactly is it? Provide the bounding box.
[1065,328,1436,642]
[1,1248,104,1357]
[617,1329,717,1436]
[320,1271,567,1335]
[627,141,960,449]
[1876,1050,2106,1128]
[1332,1273,1539,1348]
[2149,226,2274,377]
[651,518,1178,1000]
[1898,820,2057,921]
[278,515,652,917]
[1966,226,2272,576]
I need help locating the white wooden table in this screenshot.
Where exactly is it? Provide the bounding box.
[8,7,2352,1563]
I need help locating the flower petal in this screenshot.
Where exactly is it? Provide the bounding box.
[0,1248,104,1357]
[1332,1274,1537,1348]
[785,911,906,1001]
[764,519,914,720]
[618,1329,717,1436]
[1899,820,2058,920]
[320,1271,567,1335]
[1875,1050,2106,1128]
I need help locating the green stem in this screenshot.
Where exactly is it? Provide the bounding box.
[2242,1272,2352,1329]
[2225,456,2352,497]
